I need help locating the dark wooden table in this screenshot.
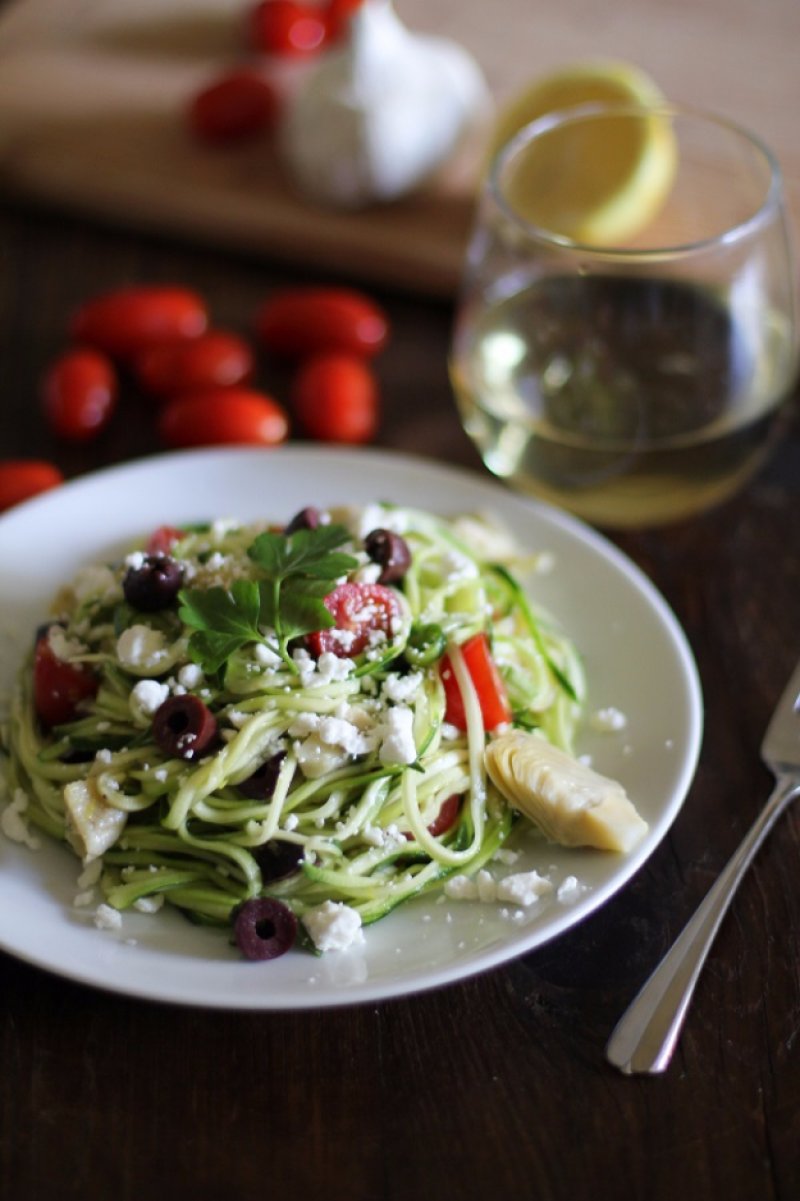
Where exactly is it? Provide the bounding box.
[0,198,799,1201]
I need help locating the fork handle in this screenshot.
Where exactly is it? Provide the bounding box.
[606,774,800,1075]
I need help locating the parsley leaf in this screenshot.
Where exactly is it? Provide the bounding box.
[249,525,357,666]
[177,524,359,676]
[179,579,262,674]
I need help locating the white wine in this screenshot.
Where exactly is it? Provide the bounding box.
[451,275,796,527]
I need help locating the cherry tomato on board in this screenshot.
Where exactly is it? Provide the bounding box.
[292,353,378,444]
[146,525,185,556]
[255,287,389,358]
[33,631,98,728]
[440,632,512,732]
[133,331,255,398]
[306,582,401,658]
[0,460,63,512]
[157,388,289,449]
[70,286,209,360]
[187,68,280,145]
[41,348,117,442]
[247,0,327,56]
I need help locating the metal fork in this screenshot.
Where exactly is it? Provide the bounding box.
[606,658,800,1075]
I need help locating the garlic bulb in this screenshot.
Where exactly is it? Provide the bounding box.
[279,0,490,208]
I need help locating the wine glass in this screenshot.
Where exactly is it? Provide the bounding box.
[450,103,799,528]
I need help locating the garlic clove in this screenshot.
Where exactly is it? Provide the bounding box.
[280,0,490,208]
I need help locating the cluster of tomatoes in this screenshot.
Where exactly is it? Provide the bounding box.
[188,0,364,147]
[0,281,390,514]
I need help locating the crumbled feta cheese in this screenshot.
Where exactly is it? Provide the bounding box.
[378,705,416,765]
[353,561,383,584]
[283,813,299,831]
[493,847,520,865]
[292,647,355,686]
[557,875,586,904]
[116,625,169,671]
[253,642,282,669]
[93,903,122,931]
[303,900,364,952]
[124,551,147,571]
[130,678,169,717]
[0,788,40,850]
[177,663,204,689]
[590,706,628,733]
[496,870,553,907]
[444,874,479,901]
[47,625,87,662]
[133,894,165,914]
[381,671,422,704]
[476,869,497,902]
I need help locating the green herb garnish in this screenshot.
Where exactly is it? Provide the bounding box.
[178,524,357,674]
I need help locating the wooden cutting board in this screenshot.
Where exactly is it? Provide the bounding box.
[0,0,798,295]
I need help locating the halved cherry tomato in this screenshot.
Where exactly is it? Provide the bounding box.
[255,287,389,358]
[157,388,289,448]
[325,0,364,40]
[187,68,280,145]
[0,460,63,512]
[292,353,378,444]
[146,525,185,556]
[307,582,401,658]
[134,331,255,398]
[247,0,327,56]
[440,632,511,731]
[41,348,117,441]
[70,286,209,360]
[33,631,98,727]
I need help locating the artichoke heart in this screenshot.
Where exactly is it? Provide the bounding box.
[485,730,647,852]
[63,778,127,860]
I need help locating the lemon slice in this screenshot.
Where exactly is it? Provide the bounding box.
[490,61,677,245]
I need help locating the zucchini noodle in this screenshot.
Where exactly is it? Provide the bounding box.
[1,504,585,954]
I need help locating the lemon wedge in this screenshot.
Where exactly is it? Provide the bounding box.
[489,61,677,246]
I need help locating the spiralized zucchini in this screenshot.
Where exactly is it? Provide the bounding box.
[2,504,584,951]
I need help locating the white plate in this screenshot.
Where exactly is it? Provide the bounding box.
[0,446,702,1009]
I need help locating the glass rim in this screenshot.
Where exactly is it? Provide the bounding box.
[489,100,786,259]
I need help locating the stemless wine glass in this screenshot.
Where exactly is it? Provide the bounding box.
[450,104,799,528]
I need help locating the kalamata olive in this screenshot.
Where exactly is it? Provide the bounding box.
[233,897,298,961]
[237,750,286,799]
[284,506,320,534]
[152,694,217,760]
[364,528,411,583]
[123,555,184,611]
[253,839,304,883]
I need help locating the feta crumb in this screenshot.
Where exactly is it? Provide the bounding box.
[124,551,147,571]
[130,678,169,717]
[557,875,586,904]
[476,869,497,903]
[0,789,40,850]
[283,813,299,831]
[47,625,87,662]
[133,894,165,914]
[177,662,204,689]
[493,847,520,865]
[444,874,479,901]
[93,903,122,931]
[381,671,423,705]
[378,705,416,765]
[590,706,628,733]
[303,900,364,952]
[496,870,553,907]
[116,625,169,672]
